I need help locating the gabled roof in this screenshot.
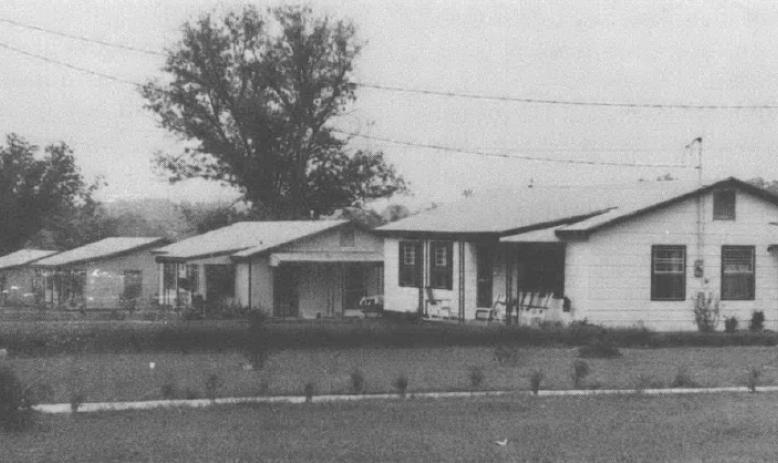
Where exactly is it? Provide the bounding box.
[0,249,59,271]
[378,177,778,238]
[34,237,167,267]
[154,220,348,260]
[556,177,778,237]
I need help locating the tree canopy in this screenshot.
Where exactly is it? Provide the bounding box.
[142,5,405,218]
[0,134,100,255]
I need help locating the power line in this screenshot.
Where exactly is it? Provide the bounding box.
[0,40,141,87]
[355,82,778,110]
[332,129,691,168]
[1,14,777,111]
[0,17,166,57]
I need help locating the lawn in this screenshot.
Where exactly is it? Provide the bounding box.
[6,345,778,403]
[3,393,778,462]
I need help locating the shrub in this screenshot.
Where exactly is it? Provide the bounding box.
[184,388,200,400]
[0,366,34,432]
[634,374,664,391]
[468,366,485,389]
[571,359,590,389]
[493,344,521,366]
[746,366,761,393]
[724,316,739,334]
[529,369,543,395]
[750,311,765,332]
[70,391,85,413]
[393,374,409,398]
[693,291,720,333]
[670,367,699,388]
[303,381,315,403]
[578,334,621,359]
[160,379,178,400]
[245,310,271,369]
[204,373,222,401]
[350,369,366,394]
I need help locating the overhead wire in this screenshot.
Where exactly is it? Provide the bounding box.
[331,129,691,168]
[0,17,166,56]
[354,82,778,110]
[0,40,141,87]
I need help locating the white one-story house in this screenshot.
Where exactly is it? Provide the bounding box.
[33,237,167,310]
[152,220,384,318]
[0,249,58,307]
[376,177,778,331]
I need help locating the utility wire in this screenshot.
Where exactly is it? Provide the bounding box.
[0,40,141,87]
[355,82,778,110]
[0,17,166,56]
[332,129,691,168]
[1,14,776,110]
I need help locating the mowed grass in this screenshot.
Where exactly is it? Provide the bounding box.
[4,393,778,462]
[6,345,778,403]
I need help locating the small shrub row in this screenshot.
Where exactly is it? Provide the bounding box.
[2,316,777,357]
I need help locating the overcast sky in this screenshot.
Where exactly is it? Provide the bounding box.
[2,0,778,206]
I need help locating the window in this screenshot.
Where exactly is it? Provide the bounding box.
[340,228,355,247]
[123,270,143,300]
[713,189,736,220]
[429,241,453,289]
[399,241,422,287]
[721,246,755,300]
[651,246,686,301]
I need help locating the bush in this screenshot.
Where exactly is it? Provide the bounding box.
[670,367,699,388]
[303,381,315,403]
[493,344,521,366]
[160,379,178,400]
[746,366,761,393]
[529,369,543,395]
[350,369,366,394]
[184,388,200,400]
[0,366,34,432]
[578,334,621,359]
[468,366,485,389]
[693,291,720,333]
[724,316,739,334]
[750,311,765,332]
[571,359,590,389]
[393,374,408,398]
[204,373,222,401]
[70,391,85,413]
[634,374,664,391]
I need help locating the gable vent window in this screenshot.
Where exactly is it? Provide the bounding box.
[713,189,736,221]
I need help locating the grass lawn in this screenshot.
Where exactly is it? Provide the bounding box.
[6,345,778,403]
[3,393,778,462]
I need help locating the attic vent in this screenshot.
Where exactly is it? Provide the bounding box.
[713,189,735,221]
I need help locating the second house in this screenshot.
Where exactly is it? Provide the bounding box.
[153,220,384,318]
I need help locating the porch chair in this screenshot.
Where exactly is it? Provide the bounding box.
[474,295,507,322]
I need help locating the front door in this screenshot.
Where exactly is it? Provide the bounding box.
[274,266,299,317]
[476,245,493,307]
[343,265,367,313]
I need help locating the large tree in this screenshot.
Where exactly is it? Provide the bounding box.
[142,5,405,218]
[0,134,100,254]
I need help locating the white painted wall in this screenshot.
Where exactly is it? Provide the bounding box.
[383,237,478,318]
[566,190,778,331]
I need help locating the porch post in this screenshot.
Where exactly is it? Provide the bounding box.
[458,240,466,321]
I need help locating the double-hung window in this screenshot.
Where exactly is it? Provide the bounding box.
[429,240,453,289]
[399,241,422,287]
[721,246,755,300]
[651,246,686,301]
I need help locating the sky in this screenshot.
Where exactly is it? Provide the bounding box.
[2,0,778,207]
